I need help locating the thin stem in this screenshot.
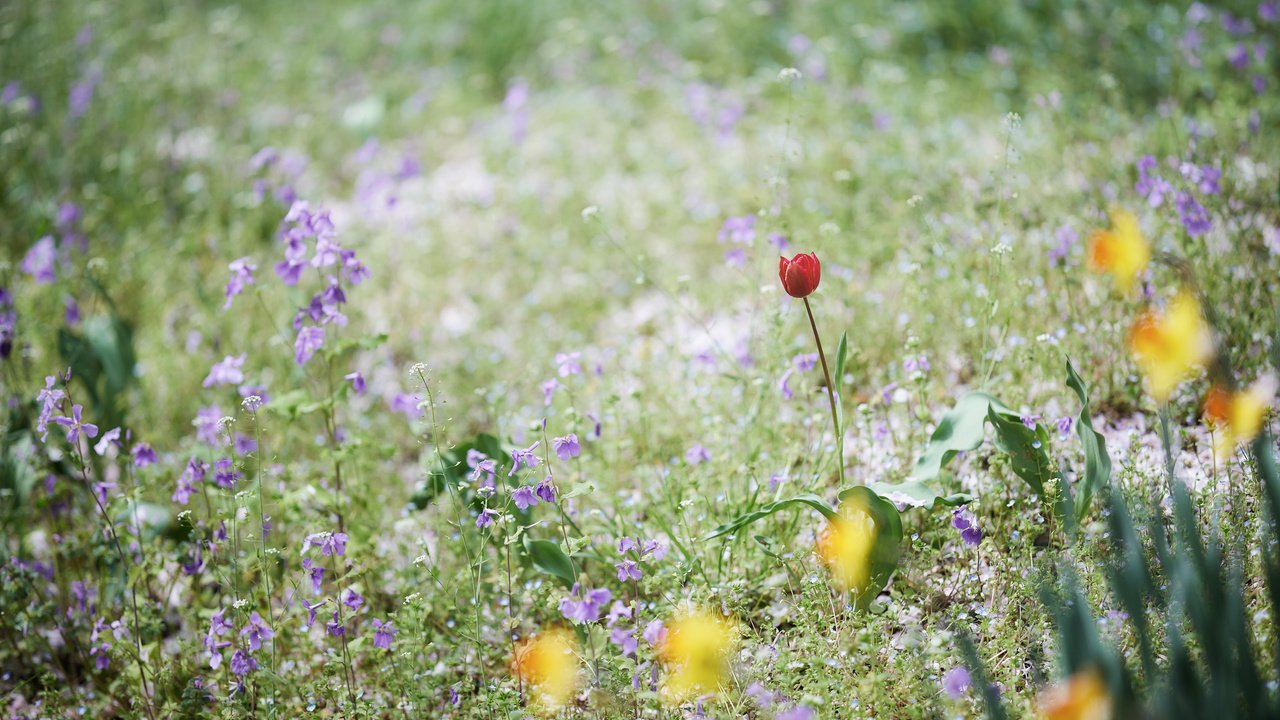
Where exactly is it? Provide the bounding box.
[803,297,843,486]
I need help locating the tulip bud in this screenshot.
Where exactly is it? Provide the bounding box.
[778,252,821,298]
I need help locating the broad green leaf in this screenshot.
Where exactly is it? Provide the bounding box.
[703,493,837,540]
[911,392,1010,480]
[1065,359,1111,522]
[523,537,576,587]
[836,486,904,609]
[863,478,972,509]
[987,406,1055,496]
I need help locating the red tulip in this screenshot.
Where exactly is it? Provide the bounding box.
[778,252,821,298]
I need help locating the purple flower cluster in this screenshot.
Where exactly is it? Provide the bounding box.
[952,510,982,546]
[559,584,612,624]
[615,536,667,582]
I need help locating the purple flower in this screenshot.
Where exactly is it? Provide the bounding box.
[294,326,324,365]
[93,426,122,456]
[718,215,757,244]
[942,666,971,699]
[390,393,422,420]
[555,351,582,377]
[1262,1,1279,23]
[511,485,539,511]
[618,537,639,555]
[302,558,325,594]
[1135,156,1172,208]
[777,706,816,720]
[610,625,638,656]
[131,442,156,467]
[470,458,497,488]
[36,376,66,442]
[1176,191,1211,237]
[475,508,499,528]
[1049,224,1077,266]
[223,257,256,310]
[1019,413,1040,430]
[724,248,747,267]
[67,68,101,120]
[343,588,364,611]
[370,618,397,650]
[203,355,246,388]
[642,539,668,560]
[326,611,345,637]
[793,353,819,372]
[685,444,711,465]
[615,559,642,582]
[344,371,366,396]
[194,405,223,445]
[53,404,98,444]
[240,612,274,652]
[1055,416,1074,437]
[509,441,541,476]
[541,378,559,405]
[553,434,580,460]
[535,477,557,503]
[643,619,667,645]
[21,236,57,284]
[778,368,795,400]
[1229,43,1251,70]
[303,599,326,629]
[64,296,80,326]
[302,531,348,557]
[769,233,789,251]
[559,585,612,624]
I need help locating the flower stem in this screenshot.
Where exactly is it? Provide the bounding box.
[803,297,844,486]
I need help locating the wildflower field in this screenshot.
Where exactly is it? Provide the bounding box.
[3,1,1280,718]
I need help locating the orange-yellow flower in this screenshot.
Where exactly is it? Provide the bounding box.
[655,606,736,701]
[1128,291,1214,403]
[511,628,579,709]
[816,498,877,595]
[1204,375,1276,456]
[1037,668,1112,720]
[1087,209,1150,292]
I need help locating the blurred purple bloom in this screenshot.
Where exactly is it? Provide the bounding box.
[555,351,582,377]
[942,666,971,699]
[53,404,98,444]
[475,508,498,528]
[685,444,711,465]
[1020,413,1040,430]
[303,531,348,557]
[294,326,324,365]
[371,618,397,650]
[302,557,325,594]
[240,612,273,652]
[390,392,421,420]
[1056,416,1074,437]
[344,371,366,396]
[343,588,364,611]
[511,485,539,510]
[93,426,121,456]
[67,68,101,120]
[21,236,57,284]
[553,433,580,460]
[559,585,612,624]
[203,355,246,388]
[509,441,541,476]
[535,477,557,503]
[777,706,815,720]
[793,353,818,372]
[223,257,256,310]
[541,378,559,405]
[610,625,638,656]
[616,559,642,581]
[718,215,756,244]
[1176,191,1211,237]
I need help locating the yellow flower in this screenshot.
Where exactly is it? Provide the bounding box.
[1204,374,1276,456]
[1128,291,1214,403]
[656,607,736,701]
[815,498,877,595]
[1087,208,1150,292]
[511,628,579,709]
[1037,668,1112,720]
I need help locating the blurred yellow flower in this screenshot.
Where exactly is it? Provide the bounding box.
[1037,668,1112,720]
[511,628,579,710]
[656,607,736,701]
[1128,291,1213,403]
[816,498,876,595]
[1087,208,1150,292]
[1204,374,1276,456]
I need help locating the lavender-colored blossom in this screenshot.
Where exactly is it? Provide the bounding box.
[793,353,818,372]
[21,236,57,284]
[512,485,539,511]
[343,588,364,611]
[777,706,816,720]
[302,531,348,557]
[303,599,326,629]
[340,371,365,396]
[724,247,747,267]
[769,233,789,251]
[194,405,223,445]
[203,355,246,388]
[559,585,612,624]
[1055,416,1074,437]
[93,426,121,456]
[1176,191,1211,237]
[616,559,642,582]
[389,392,421,420]
[555,351,582,377]
[553,433,580,460]
[718,215,757,244]
[509,441,541,476]
[326,611,345,637]
[240,612,273,652]
[36,377,65,442]
[1049,224,1077,266]
[1262,1,1278,22]
[64,296,80,326]
[294,325,324,365]
[371,618,397,650]
[1019,413,1040,430]
[475,508,499,528]
[685,444,711,465]
[643,618,667,646]
[942,666,971,699]
[619,537,639,555]
[53,404,98,444]
[535,477,557,503]
[541,378,559,405]
[67,68,101,120]
[610,625,638,656]
[778,368,795,400]
[302,557,325,594]
[223,258,256,310]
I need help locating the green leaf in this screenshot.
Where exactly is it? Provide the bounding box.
[986,405,1055,496]
[835,486,904,608]
[911,392,1010,480]
[1065,359,1111,522]
[834,330,849,382]
[703,493,837,540]
[523,537,576,587]
[862,478,972,509]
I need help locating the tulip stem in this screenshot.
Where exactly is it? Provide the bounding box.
[804,297,844,486]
